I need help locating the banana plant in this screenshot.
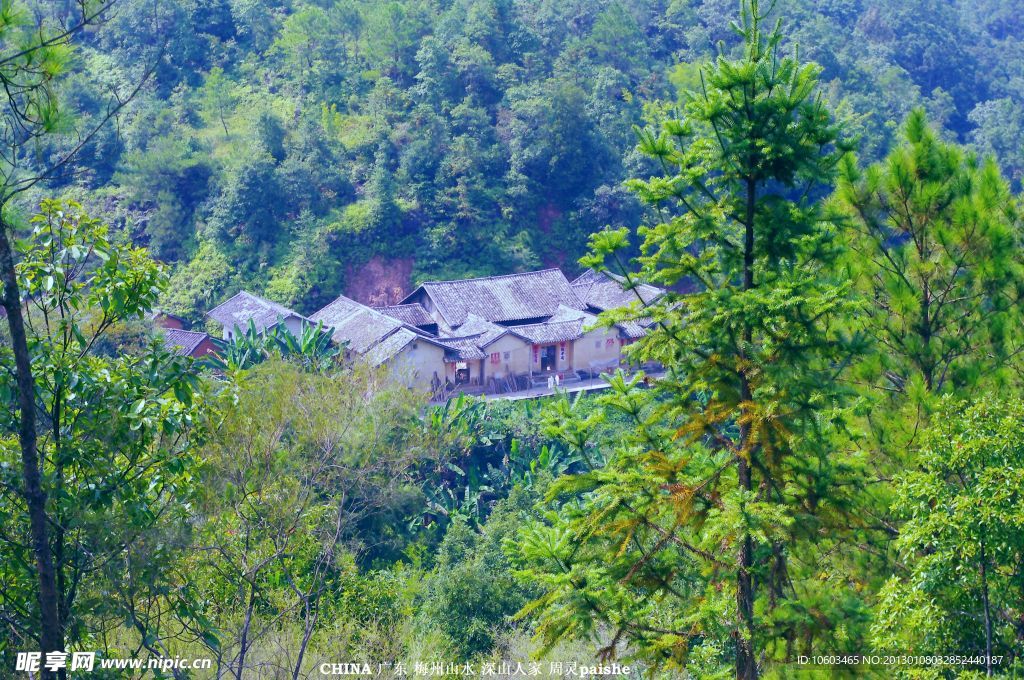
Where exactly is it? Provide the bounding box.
[210,319,341,371]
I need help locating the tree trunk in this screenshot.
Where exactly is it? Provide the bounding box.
[292,606,318,680]
[980,536,993,677]
[736,454,757,680]
[735,178,758,680]
[235,582,257,679]
[0,218,63,677]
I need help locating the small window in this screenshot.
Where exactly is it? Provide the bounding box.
[595,340,601,348]
[503,351,510,360]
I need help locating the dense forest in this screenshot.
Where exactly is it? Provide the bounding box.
[17,0,1024,321]
[2,0,1024,679]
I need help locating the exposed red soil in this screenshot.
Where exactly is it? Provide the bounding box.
[345,256,414,306]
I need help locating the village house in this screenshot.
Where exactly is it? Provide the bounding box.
[203,269,664,399]
[206,291,311,340]
[148,308,216,359]
[149,309,188,330]
[309,293,453,392]
[160,328,217,359]
[392,268,664,395]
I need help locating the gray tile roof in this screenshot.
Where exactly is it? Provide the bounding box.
[310,295,403,353]
[364,327,419,367]
[206,291,307,334]
[405,269,584,326]
[547,304,598,324]
[511,319,585,344]
[161,329,210,356]
[570,269,663,312]
[374,303,435,328]
[616,320,650,339]
[570,270,663,339]
[435,334,489,361]
[449,314,515,348]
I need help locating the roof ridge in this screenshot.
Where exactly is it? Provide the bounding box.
[206,290,254,315]
[437,332,487,342]
[208,289,305,319]
[421,268,564,286]
[513,317,582,329]
[375,302,425,309]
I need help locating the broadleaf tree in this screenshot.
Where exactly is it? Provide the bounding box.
[872,396,1024,675]
[0,2,157,670]
[0,201,208,667]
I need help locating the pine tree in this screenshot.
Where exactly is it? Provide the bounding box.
[836,109,1024,453]
[514,2,863,676]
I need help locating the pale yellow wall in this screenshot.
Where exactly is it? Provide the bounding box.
[480,334,532,380]
[572,326,623,372]
[371,325,632,393]
[387,340,448,393]
[526,341,573,377]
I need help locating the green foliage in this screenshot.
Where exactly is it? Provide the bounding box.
[210,317,341,371]
[421,395,585,528]
[521,1,870,673]
[873,396,1024,673]
[208,151,287,251]
[837,109,1024,452]
[420,484,543,661]
[3,0,1024,674]
[180,359,433,673]
[0,200,208,656]
[201,66,237,138]
[7,0,1023,320]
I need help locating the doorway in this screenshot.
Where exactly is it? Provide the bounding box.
[540,345,557,372]
[454,361,470,384]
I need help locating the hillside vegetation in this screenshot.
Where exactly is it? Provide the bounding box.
[2,1,1024,678]
[28,0,1024,320]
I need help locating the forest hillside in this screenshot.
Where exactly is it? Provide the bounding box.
[3,1,1024,678]
[24,0,1024,320]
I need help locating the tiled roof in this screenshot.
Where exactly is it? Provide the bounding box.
[405,269,584,326]
[146,309,186,324]
[570,269,663,312]
[549,301,650,339]
[161,329,210,356]
[365,328,419,367]
[616,320,650,339]
[310,295,403,353]
[207,291,306,334]
[435,334,489,360]
[374,303,435,328]
[511,319,585,344]
[547,304,598,324]
[449,314,516,348]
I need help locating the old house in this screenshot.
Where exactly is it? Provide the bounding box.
[400,269,584,331]
[205,268,664,399]
[160,329,217,359]
[149,310,188,330]
[569,268,664,314]
[206,291,310,340]
[310,294,451,392]
[394,268,665,392]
